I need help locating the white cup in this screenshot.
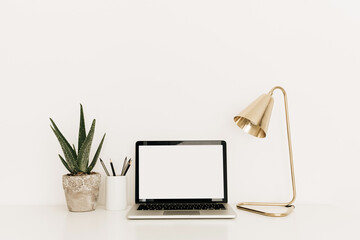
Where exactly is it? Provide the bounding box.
[105,176,127,210]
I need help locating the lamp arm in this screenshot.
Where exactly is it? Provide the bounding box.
[268,86,296,205]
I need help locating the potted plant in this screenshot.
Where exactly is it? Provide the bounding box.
[50,105,106,212]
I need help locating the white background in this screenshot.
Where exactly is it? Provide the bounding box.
[0,0,360,210]
[138,145,224,199]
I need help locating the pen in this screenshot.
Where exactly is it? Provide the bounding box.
[100,158,110,176]
[110,159,116,176]
[122,158,132,176]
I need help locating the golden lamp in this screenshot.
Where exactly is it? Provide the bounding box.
[234,86,296,217]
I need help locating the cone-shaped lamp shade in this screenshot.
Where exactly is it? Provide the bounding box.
[234,93,274,138]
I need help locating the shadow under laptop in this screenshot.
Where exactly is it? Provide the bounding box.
[132,221,232,240]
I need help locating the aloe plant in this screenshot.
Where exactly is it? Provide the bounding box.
[50,104,106,175]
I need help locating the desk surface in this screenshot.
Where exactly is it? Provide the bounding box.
[1,204,358,240]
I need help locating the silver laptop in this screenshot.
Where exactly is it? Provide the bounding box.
[127,140,236,219]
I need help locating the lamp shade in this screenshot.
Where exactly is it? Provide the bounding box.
[234,93,274,138]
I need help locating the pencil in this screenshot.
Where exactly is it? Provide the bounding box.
[121,157,128,176]
[100,158,110,176]
[122,158,132,176]
[121,157,129,176]
[110,159,116,176]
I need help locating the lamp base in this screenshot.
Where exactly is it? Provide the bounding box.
[236,203,295,217]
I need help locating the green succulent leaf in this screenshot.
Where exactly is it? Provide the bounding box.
[78,104,86,154]
[86,133,106,173]
[50,124,79,173]
[50,118,77,161]
[77,119,96,172]
[72,144,77,158]
[59,154,74,173]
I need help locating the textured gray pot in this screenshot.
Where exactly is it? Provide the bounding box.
[62,172,101,212]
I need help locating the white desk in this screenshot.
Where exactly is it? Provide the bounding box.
[1,204,358,240]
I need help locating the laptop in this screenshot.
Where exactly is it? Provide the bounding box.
[127,140,236,219]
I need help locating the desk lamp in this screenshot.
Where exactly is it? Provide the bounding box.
[234,86,296,217]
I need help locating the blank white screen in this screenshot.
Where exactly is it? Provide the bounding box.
[139,145,224,200]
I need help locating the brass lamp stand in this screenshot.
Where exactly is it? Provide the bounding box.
[234,86,296,217]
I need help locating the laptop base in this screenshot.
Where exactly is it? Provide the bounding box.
[127,203,236,219]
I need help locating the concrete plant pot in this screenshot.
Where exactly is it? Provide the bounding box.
[62,172,101,212]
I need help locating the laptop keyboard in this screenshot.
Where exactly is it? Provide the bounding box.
[137,203,226,211]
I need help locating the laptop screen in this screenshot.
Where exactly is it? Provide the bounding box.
[136,141,227,203]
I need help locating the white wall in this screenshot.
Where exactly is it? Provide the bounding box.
[1,0,360,209]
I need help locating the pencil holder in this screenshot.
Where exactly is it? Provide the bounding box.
[105,176,127,210]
